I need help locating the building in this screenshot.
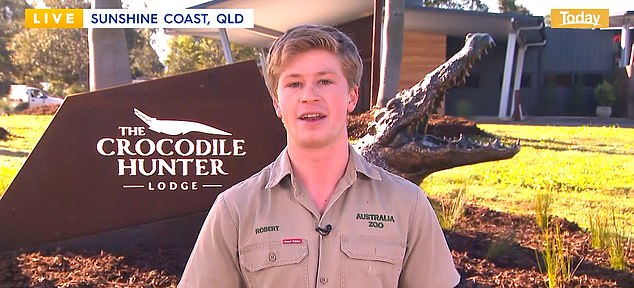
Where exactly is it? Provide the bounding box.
[166,1,634,118]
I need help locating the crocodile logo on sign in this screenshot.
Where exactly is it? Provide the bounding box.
[134,108,231,136]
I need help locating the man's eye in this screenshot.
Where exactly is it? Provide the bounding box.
[319,79,333,85]
[286,82,302,88]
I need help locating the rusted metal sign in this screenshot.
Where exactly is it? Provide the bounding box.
[0,61,285,252]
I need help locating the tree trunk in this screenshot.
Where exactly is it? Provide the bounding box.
[89,0,131,91]
[376,0,404,108]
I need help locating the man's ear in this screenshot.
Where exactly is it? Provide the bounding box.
[347,86,359,113]
[272,97,282,119]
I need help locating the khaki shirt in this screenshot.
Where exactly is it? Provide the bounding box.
[179,146,460,288]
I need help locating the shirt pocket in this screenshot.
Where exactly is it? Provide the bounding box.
[239,240,309,288]
[340,235,405,288]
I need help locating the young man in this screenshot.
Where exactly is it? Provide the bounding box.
[179,24,460,288]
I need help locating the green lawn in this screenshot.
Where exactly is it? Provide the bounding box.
[422,124,634,234]
[0,115,53,196]
[2,115,633,236]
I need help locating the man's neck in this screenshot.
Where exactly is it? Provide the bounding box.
[287,140,350,212]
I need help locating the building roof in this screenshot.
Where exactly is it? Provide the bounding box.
[403,6,544,44]
[165,0,373,48]
[609,10,634,27]
[165,0,545,48]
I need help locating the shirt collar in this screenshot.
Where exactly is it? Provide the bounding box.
[265,145,381,190]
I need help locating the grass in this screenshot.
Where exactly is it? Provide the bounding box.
[433,182,469,232]
[537,223,576,288]
[606,215,629,271]
[534,190,578,288]
[535,190,552,231]
[422,124,634,237]
[0,115,54,197]
[588,209,610,250]
[589,208,631,270]
[486,236,515,262]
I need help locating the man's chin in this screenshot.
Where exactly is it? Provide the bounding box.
[287,128,349,150]
[289,136,336,150]
[296,139,330,149]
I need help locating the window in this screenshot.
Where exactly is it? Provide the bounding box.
[544,73,572,87]
[498,74,531,88]
[582,73,603,87]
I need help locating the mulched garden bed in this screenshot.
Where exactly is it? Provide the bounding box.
[0,127,10,141]
[450,205,633,287]
[17,104,60,116]
[0,204,631,287]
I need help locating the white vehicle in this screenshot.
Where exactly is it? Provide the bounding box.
[8,85,64,107]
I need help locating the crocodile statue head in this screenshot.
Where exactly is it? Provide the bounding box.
[351,33,520,184]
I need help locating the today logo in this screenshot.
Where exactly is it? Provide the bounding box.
[551,9,609,29]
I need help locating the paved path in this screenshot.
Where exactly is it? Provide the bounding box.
[472,116,634,128]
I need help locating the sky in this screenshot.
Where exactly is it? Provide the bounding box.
[121,0,207,61]
[481,0,632,16]
[124,0,205,10]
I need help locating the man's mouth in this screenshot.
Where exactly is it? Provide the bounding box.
[299,113,325,121]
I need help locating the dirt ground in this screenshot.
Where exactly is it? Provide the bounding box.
[0,203,631,287]
[0,127,10,141]
[17,104,61,116]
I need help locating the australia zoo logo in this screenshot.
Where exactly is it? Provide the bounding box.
[95,108,247,191]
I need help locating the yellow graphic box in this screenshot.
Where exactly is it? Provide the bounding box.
[25,9,83,28]
[551,9,609,29]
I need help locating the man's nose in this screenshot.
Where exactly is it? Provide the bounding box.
[300,84,320,102]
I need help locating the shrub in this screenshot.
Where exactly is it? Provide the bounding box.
[590,209,631,270]
[486,236,515,262]
[606,224,629,271]
[594,80,617,106]
[0,98,10,115]
[568,75,588,115]
[535,191,551,232]
[534,190,579,288]
[455,99,471,117]
[435,184,468,232]
[588,212,610,250]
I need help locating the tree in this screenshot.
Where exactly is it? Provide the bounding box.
[126,28,164,79]
[376,0,405,107]
[498,0,531,15]
[0,0,29,95]
[10,28,89,96]
[419,0,489,12]
[164,35,258,75]
[543,14,551,27]
[43,0,89,9]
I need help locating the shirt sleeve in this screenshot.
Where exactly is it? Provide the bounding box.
[398,188,460,288]
[178,194,245,288]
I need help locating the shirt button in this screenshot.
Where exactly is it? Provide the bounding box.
[319,276,328,284]
[268,252,277,262]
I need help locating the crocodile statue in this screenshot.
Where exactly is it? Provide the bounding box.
[350,33,520,184]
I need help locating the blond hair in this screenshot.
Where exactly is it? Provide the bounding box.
[265,24,363,99]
